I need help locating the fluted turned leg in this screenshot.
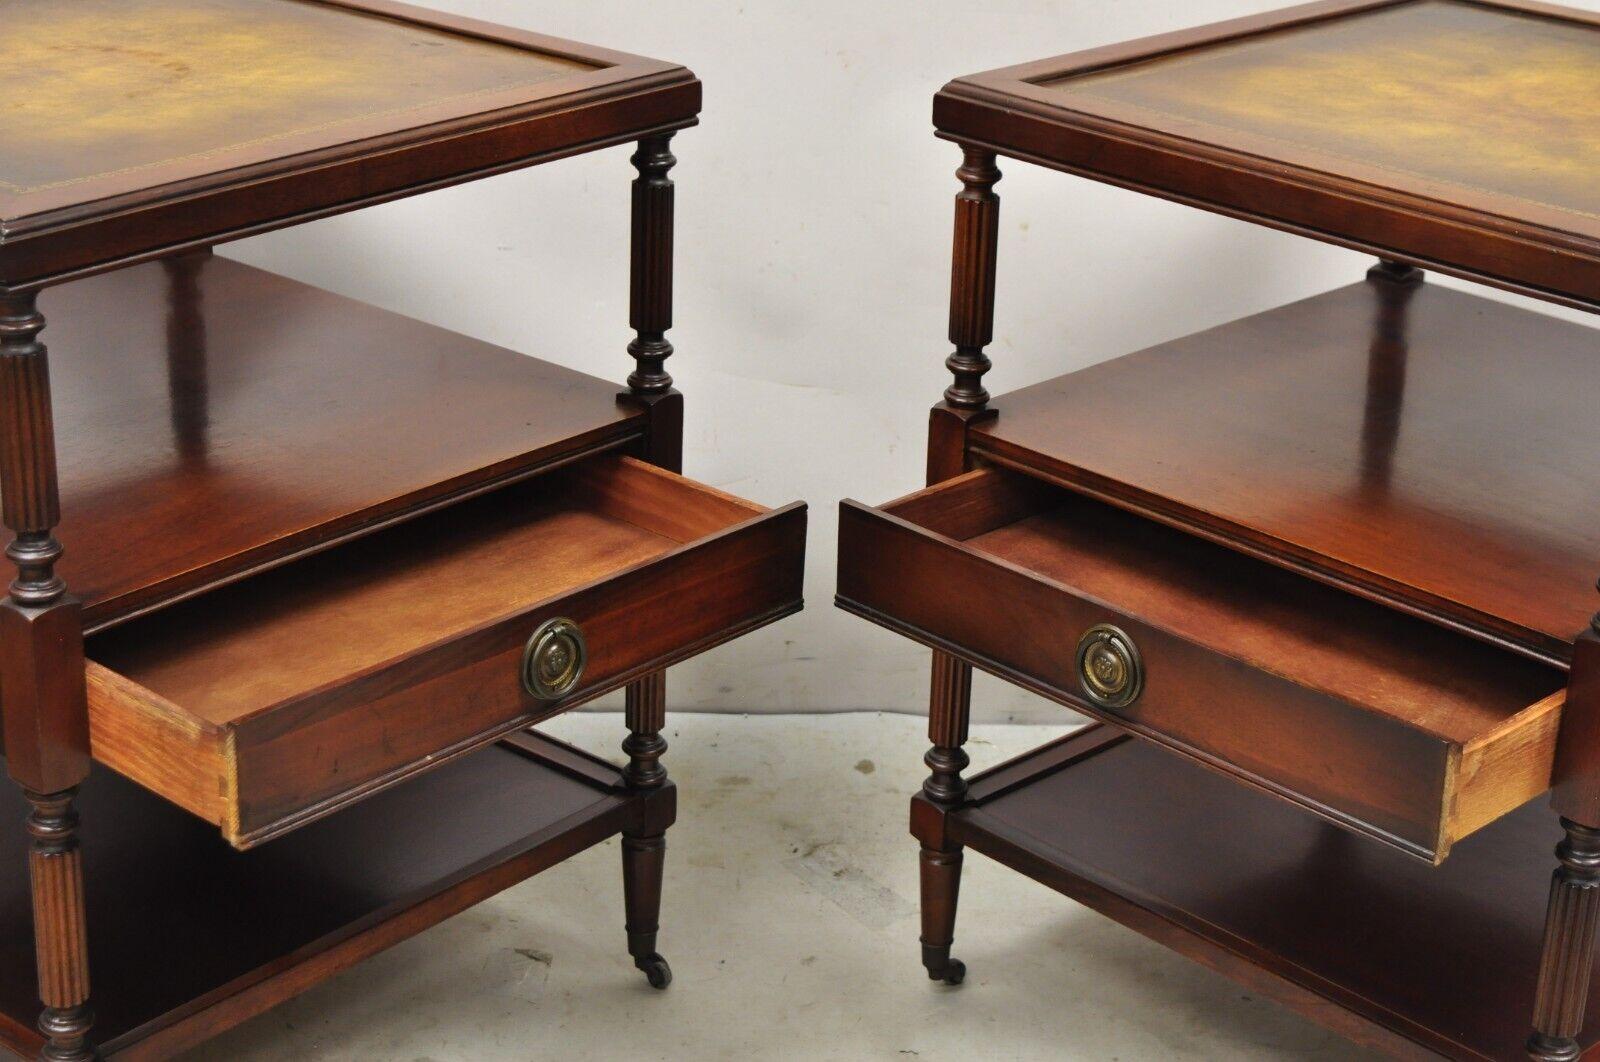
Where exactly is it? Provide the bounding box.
[27,791,92,1062]
[943,145,1001,411]
[622,671,671,988]
[0,292,95,1061]
[622,132,684,473]
[920,651,971,985]
[1528,818,1600,1061]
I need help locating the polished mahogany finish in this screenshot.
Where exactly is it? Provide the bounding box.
[0,732,662,1060]
[834,6,1600,1055]
[936,0,1600,309]
[84,455,803,847]
[41,255,646,632]
[0,6,807,1057]
[971,274,1600,666]
[840,468,1565,862]
[0,0,700,289]
[921,725,1600,1060]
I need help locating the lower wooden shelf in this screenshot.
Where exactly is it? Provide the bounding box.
[0,729,662,1061]
[935,724,1594,1061]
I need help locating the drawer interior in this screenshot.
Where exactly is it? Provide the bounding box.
[88,457,756,725]
[84,454,796,845]
[858,467,1566,854]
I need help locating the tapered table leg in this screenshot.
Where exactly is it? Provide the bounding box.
[918,651,971,985]
[622,671,672,989]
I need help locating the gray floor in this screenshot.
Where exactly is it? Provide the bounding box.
[190,713,1381,1060]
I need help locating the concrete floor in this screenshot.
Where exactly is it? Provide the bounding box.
[191,713,1381,1061]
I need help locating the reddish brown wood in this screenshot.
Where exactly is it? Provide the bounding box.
[1555,627,1600,825]
[918,844,965,986]
[0,291,95,1060]
[85,456,806,847]
[621,130,683,473]
[923,652,972,805]
[0,1,701,290]
[627,134,677,397]
[925,405,996,486]
[939,726,1600,1060]
[621,834,670,989]
[24,790,91,1062]
[620,669,671,987]
[944,146,1001,410]
[1529,819,1600,1061]
[838,470,1562,861]
[40,256,647,632]
[623,670,669,791]
[0,734,655,1059]
[934,0,1600,309]
[969,276,1600,664]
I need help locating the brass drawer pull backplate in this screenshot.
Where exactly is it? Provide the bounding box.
[1075,623,1143,710]
[522,617,587,701]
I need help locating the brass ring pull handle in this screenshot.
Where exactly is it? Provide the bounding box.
[521,617,587,701]
[1075,624,1143,710]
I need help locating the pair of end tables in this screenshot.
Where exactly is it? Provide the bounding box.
[0,1,1596,1060]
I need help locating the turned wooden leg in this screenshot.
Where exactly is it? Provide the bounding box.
[624,132,683,473]
[943,145,1001,411]
[920,651,972,985]
[0,292,95,1061]
[1529,818,1600,1061]
[920,844,966,986]
[27,790,92,1062]
[622,671,671,989]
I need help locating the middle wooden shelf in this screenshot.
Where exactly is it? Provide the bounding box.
[966,273,1600,665]
[86,454,805,849]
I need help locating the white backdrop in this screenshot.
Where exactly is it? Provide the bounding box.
[226,0,1599,721]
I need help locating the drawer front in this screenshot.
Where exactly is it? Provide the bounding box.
[228,502,805,844]
[838,499,1452,859]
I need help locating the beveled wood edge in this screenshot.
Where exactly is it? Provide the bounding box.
[931,109,1600,313]
[960,722,1131,806]
[101,742,641,1059]
[83,420,645,635]
[498,726,628,790]
[935,730,1451,1059]
[0,0,695,229]
[932,0,1600,311]
[966,440,1574,669]
[225,595,801,849]
[0,72,701,290]
[837,590,1443,863]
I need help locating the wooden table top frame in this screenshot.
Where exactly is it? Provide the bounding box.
[841,1,1600,1058]
[0,4,796,1059]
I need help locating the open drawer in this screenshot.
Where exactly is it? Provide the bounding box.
[837,468,1565,863]
[86,455,805,848]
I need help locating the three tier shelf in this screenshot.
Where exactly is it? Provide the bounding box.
[837,1,1600,1058]
[0,2,805,1058]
